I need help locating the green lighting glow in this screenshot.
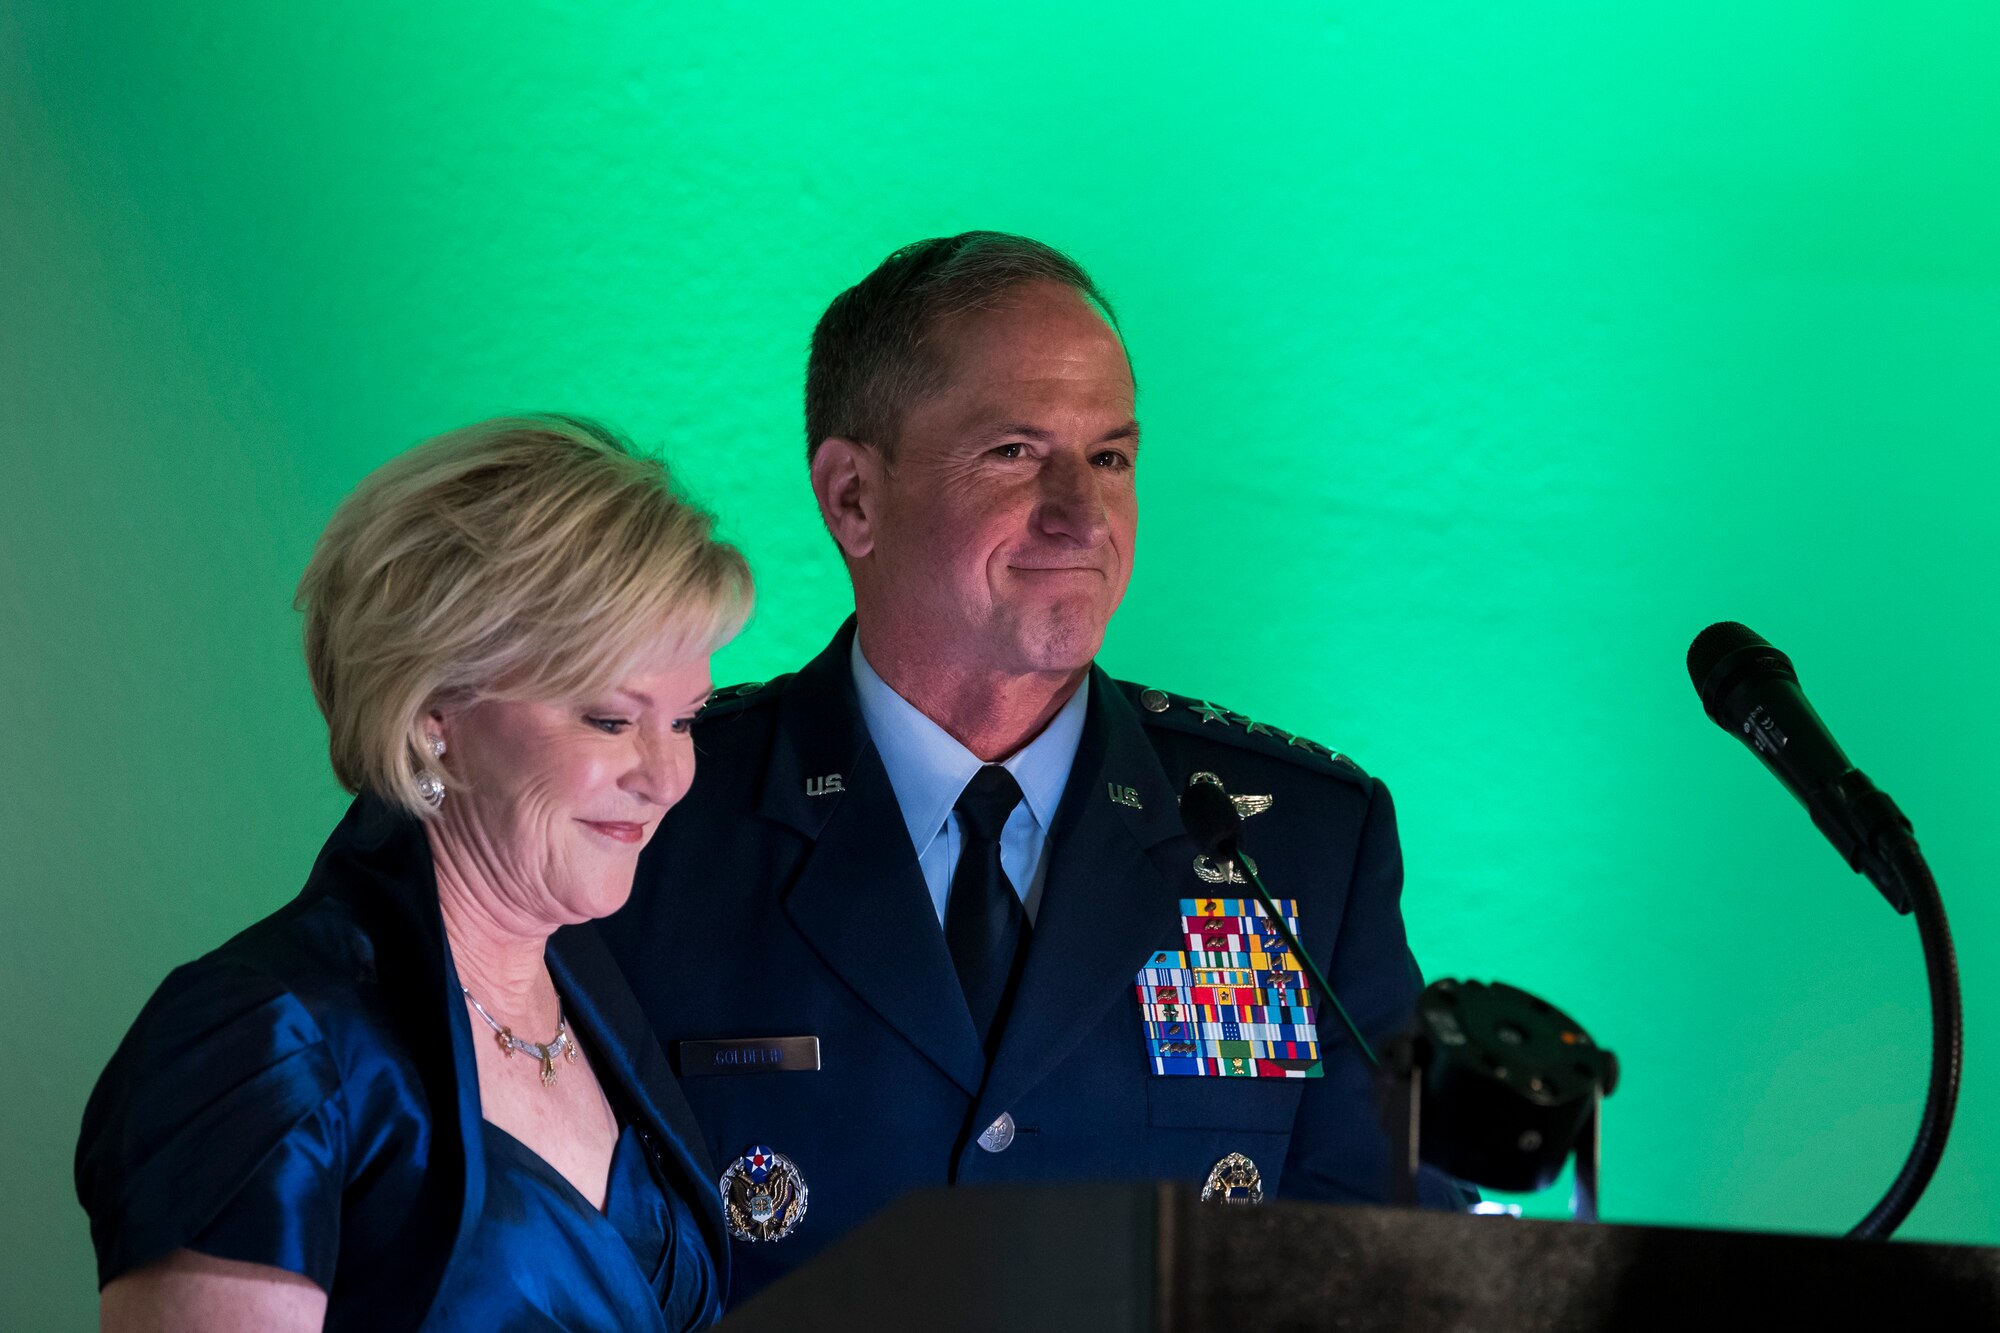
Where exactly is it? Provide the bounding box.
[5,3,1997,1322]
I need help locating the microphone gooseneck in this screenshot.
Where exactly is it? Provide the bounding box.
[1687,622,1959,1240]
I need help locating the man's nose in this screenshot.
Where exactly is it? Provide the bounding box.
[1034,454,1110,546]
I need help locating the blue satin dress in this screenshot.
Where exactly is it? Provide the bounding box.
[426,1120,716,1330]
[76,796,729,1332]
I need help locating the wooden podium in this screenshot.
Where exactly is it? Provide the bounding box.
[716,1183,2000,1331]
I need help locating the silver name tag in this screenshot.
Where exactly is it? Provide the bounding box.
[678,1036,822,1076]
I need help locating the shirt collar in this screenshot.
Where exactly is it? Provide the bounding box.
[849,635,1091,856]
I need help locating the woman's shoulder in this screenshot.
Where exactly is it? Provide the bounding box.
[77,872,459,1288]
[80,886,424,1173]
[209,884,397,1011]
[76,921,352,1287]
[151,891,387,1050]
[197,801,455,1048]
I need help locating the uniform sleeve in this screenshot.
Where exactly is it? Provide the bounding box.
[75,959,347,1289]
[1283,779,1474,1208]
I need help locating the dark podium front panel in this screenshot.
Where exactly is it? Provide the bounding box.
[717,1184,2000,1331]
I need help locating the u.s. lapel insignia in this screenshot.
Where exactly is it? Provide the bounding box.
[719,1145,809,1241]
[1107,782,1144,809]
[1201,1152,1264,1205]
[804,773,844,797]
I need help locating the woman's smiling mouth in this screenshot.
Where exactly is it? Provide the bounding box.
[577,819,648,844]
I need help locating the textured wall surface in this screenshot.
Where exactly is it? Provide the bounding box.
[5,2,1998,1325]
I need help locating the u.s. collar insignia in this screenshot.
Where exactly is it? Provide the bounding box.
[719,1145,808,1241]
[1201,1152,1264,1205]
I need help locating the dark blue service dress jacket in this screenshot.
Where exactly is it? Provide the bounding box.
[601,620,1461,1305]
[75,796,730,1332]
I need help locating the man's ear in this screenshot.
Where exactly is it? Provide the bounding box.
[810,437,879,560]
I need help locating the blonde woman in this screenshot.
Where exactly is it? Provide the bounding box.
[77,417,751,1332]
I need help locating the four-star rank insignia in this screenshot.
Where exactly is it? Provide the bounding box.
[719,1145,808,1242]
[1168,696,1357,770]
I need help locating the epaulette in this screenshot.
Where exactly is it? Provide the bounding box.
[1117,680,1369,781]
[697,676,788,720]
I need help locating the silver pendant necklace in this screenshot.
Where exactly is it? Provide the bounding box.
[462,987,580,1088]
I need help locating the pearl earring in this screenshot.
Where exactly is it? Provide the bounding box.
[416,733,447,807]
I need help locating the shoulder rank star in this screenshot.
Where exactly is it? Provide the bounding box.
[719,1145,808,1242]
[1180,700,1348,765]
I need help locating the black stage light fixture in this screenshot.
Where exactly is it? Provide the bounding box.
[1381,980,1618,1217]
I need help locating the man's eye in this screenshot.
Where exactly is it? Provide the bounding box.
[1093,450,1133,469]
[585,716,631,734]
[993,443,1026,459]
[670,716,697,735]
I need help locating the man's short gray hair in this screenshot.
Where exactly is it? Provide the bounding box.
[805,231,1117,463]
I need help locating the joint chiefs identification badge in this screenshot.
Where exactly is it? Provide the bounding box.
[1202,1152,1264,1205]
[719,1146,808,1242]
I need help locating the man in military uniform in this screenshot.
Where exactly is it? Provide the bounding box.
[599,232,1461,1304]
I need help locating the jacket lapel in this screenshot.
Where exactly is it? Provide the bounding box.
[763,623,988,1098]
[973,669,1192,1125]
[317,797,489,1320]
[549,924,731,1280]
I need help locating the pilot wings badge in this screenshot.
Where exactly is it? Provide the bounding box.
[1182,772,1273,884]
[719,1145,809,1242]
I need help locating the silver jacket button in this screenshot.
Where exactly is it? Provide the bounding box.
[977,1112,1016,1153]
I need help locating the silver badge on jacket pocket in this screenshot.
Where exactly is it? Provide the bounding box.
[1201,1152,1264,1205]
[719,1145,809,1241]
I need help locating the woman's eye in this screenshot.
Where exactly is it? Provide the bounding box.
[670,716,697,735]
[585,716,631,734]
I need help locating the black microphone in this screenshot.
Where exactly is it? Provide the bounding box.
[1687,621,1915,912]
[1177,775,1377,1068]
[1178,778,1243,862]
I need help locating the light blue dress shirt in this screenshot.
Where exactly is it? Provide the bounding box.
[850,637,1090,927]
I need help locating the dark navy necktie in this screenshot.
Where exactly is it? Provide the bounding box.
[945,764,1028,1049]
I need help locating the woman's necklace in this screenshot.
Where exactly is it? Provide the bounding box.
[462,987,581,1088]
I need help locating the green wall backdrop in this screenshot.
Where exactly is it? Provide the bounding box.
[5,2,1997,1323]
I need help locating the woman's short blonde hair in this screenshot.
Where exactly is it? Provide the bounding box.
[296,415,753,816]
